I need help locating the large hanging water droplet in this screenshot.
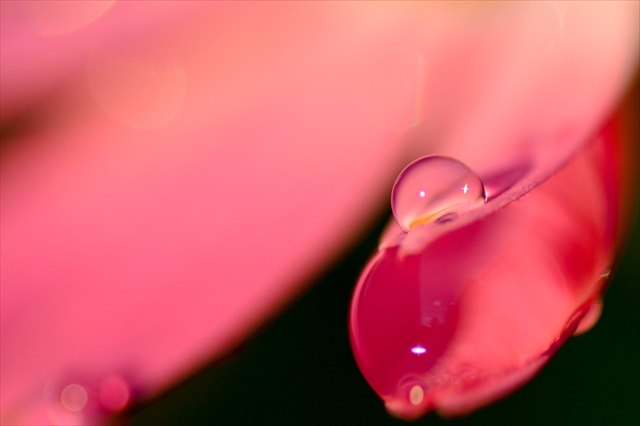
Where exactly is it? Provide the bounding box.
[349,216,497,418]
[349,243,462,419]
[391,156,486,231]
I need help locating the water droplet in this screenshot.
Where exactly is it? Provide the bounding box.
[349,246,460,409]
[391,156,485,231]
[573,298,603,336]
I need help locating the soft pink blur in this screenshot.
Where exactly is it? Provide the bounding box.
[1,2,638,424]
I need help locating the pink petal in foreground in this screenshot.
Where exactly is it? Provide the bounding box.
[1,2,638,424]
[350,118,626,419]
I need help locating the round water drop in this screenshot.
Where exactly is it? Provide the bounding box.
[391,155,485,231]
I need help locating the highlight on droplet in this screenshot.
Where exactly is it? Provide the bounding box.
[411,346,427,354]
[409,385,424,405]
[391,155,486,231]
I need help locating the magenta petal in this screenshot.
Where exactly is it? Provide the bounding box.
[350,121,624,419]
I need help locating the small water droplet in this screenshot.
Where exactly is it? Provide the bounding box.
[391,156,485,231]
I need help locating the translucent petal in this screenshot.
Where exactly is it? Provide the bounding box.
[351,121,624,419]
[1,2,637,423]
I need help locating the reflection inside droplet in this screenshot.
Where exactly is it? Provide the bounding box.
[349,245,460,408]
[60,384,87,412]
[411,346,427,354]
[391,155,486,231]
[409,385,424,405]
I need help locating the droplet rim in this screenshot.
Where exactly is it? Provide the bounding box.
[390,155,487,232]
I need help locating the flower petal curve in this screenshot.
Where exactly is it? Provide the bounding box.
[1,2,638,424]
[350,117,626,419]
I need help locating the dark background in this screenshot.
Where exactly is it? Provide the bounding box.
[128,196,639,425]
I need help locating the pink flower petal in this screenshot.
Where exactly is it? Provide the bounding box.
[350,118,626,419]
[1,2,638,424]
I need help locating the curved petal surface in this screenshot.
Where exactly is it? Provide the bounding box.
[1,2,638,424]
[350,119,624,419]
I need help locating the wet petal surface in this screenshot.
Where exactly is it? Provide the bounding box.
[1,2,638,423]
[351,122,623,419]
